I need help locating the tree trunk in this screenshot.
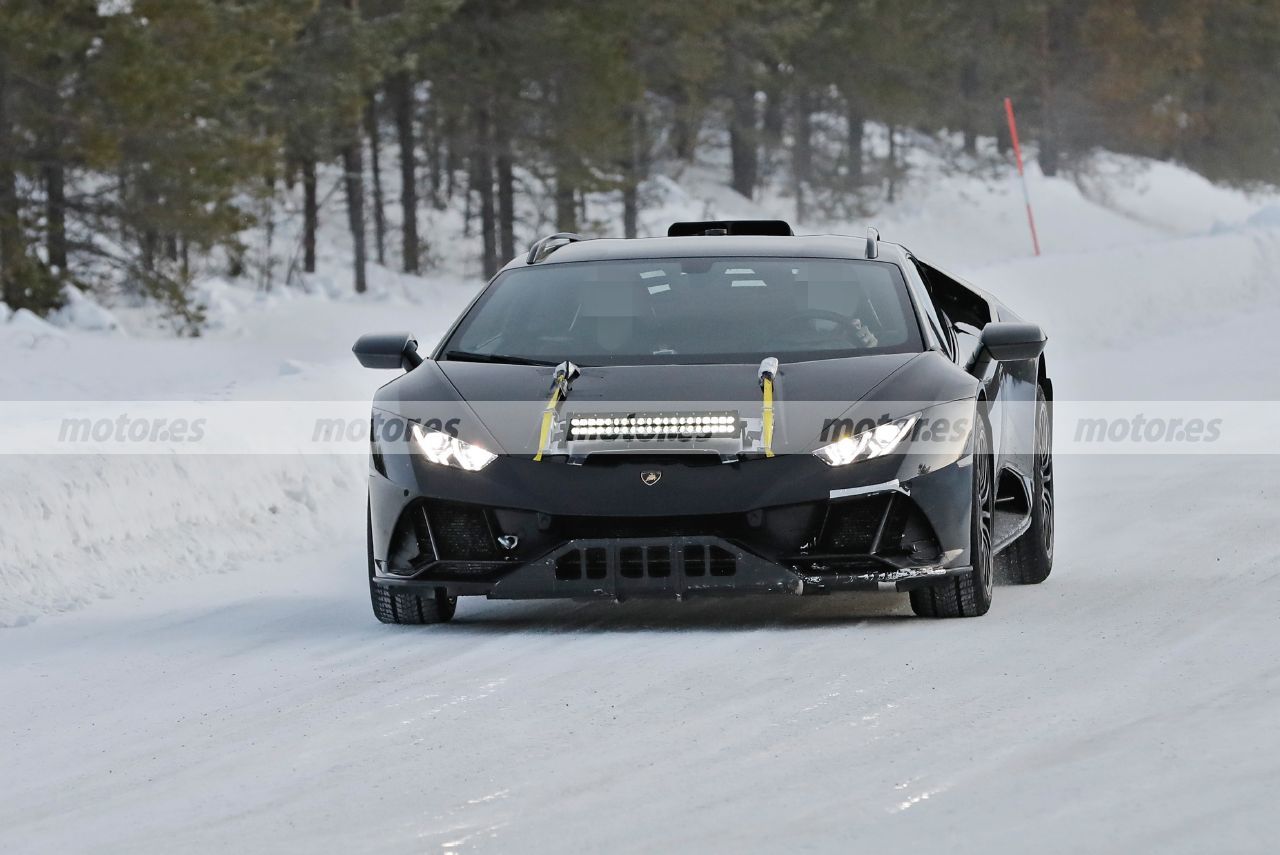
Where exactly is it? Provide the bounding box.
[887,126,898,204]
[844,94,865,183]
[0,63,24,308]
[792,88,813,223]
[622,183,638,240]
[670,85,698,161]
[0,165,20,308]
[622,113,640,240]
[554,171,577,233]
[44,154,67,274]
[1038,5,1060,177]
[761,69,786,178]
[729,77,759,199]
[442,109,457,204]
[343,0,367,292]
[260,171,275,289]
[391,71,420,273]
[495,116,516,262]
[364,93,386,266]
[960,58,979,154]
[141,228,158,273]
[473,106,498,279]
[342,143,368,294]
[621,107,646,239]
[302,158,317,273]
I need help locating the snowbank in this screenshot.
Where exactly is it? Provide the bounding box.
[0,454,364,627]
[49,285,125,335]
[978,227,1280,353]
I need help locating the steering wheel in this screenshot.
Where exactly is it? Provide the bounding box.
[778,308,873,346]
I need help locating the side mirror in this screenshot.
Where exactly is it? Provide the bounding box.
[352,332,424,371]
[981,322,1047,362]
[967,322,1046,376]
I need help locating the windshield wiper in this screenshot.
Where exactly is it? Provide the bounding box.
[443,350,557,366]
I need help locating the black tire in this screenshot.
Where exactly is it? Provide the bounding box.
[368,500,457,625]
[999,387,1054,585]
[910,410,995,618]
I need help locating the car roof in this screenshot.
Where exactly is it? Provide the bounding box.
[498,234,912,273]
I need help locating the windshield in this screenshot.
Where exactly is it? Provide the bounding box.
[442,257,923,366]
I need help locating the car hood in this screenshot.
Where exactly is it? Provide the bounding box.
[439,354,919,402]
[375,352,960,455]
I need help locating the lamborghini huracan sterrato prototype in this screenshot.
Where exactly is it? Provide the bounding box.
[354,220,1054,623]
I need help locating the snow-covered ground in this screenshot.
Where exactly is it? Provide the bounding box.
[2,147,1280,852]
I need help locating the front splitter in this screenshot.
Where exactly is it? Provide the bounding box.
[373,535,970,600]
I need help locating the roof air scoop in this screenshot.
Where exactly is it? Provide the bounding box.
[668,220,794,237]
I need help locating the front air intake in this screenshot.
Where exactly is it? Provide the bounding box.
[812,494,939,561]
[424,501,499,560]
[819,495,893,552]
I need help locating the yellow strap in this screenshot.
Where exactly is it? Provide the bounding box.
[761,376,775,458]
[532,385,563,462]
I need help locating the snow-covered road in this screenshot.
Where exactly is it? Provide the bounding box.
[3,453,1278,853]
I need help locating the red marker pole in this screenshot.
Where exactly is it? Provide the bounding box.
[1004,97,1041,257]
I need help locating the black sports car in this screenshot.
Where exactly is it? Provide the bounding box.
[354,220,1053,623]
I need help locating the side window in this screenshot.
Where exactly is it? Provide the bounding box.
[904,257,952,359]
[914,258,996,366]
[911,260,960,362]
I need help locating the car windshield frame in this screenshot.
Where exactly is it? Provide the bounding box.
[438,255,926,367]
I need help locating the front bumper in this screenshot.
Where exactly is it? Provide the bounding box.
[374,532,969,600]
[368,448,976,601]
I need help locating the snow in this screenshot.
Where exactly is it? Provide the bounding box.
[48,284,125,335]
[3,144,1280,852]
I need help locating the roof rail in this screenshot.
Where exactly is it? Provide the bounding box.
[865,227,880,259]
[526,232,586,264]
[668,219,794,237]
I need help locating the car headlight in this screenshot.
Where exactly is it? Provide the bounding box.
[410,423,497,471]
[812,414,919,467]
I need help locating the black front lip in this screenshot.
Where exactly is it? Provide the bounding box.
[375,534,968,600]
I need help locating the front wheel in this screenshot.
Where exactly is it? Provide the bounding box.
[371,584,457,625]
[910,410,995,618]
[368,500,456,624]
[999,387,1054,585]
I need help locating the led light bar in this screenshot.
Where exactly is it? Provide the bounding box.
[567,412,741,441]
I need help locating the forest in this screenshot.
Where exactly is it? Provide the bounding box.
[2,0,1278,321]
